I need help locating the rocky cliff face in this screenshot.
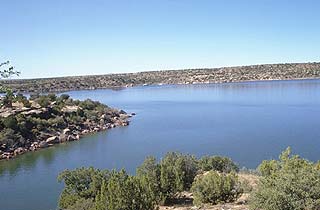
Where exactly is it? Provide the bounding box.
[1,62,320,93]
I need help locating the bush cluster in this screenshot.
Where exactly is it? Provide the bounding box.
[0,94,114,151]
[250,147,320,210]
[58,152,240,209]
[191,171,242,206]
[198,156,239,173]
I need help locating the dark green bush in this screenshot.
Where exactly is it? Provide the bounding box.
[1,116,18,130]
[57,153,240,209]
[57,167,108,209]
[160,152,198,203]
[36,95,51,107]
[0,128,25,149]
[80,99,97,110]
[250,148,320,210]
[95,170,154,210]
[68,198,95,210]
[136,156,161,204]
[198,156,239,173]
[47,93,57,101]
[59,94,70,101]
[191,171,242,206]
[58,168,155,210]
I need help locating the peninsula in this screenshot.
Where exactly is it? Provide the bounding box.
[0,94,131,160]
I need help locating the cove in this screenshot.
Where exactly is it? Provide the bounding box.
[1,79,320,210]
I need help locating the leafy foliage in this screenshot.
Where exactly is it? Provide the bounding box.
[0,61,19,79]
[0,61,19,104]
[0,128,25,148]
[136,156,161,204]
[68,198,95,210]
[57,152,240,209]
[250,147,320,210]
[100,170,154,210]
[160,152,198,202]
[57,167,109,209]
[58,168,155,210]
[0,93,116,152]
[191,171,242,206]
[35,95,51,107]
[198,156,239,173]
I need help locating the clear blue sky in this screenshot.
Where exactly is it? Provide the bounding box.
[1,0,320,79]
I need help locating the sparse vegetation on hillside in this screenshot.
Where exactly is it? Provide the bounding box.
[0,94,130,159]
[1,62,320,93]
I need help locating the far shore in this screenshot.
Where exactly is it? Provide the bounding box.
[1,62,320,93]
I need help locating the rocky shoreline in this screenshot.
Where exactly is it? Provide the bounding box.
[0,112,131,160]
[1,62,320,93]
[0,94,133,160]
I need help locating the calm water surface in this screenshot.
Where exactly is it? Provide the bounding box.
[1,80,320,210]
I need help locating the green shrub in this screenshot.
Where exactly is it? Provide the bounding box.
[257,159,279,176]
[59,94,70,101]
[136,156,162,204]
[160,152,198,203]
[58,168,156,210]
[57,153,243,209]
[80,99,97,110]
[1,89,14,107]
[250,147,320,210]
[191,171,242,206]
[16,115,34,137]
[0,128,25,149]
[15,93,31,107]
[47,93,57,102]
[95,169,155,210]
[57,167,109,209]
[198,156,239,173]
[36,95,51,107]
[1,116,18,130]
[68,198,95,210]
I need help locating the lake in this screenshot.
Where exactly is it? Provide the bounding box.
[1,79,320,210]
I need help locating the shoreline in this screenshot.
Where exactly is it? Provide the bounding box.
[1,62,320,93]
[56,77,320,96]
[0,115,132,161]
[0,95,134,161]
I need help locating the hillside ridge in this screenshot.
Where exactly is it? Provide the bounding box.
[1,62,320,93]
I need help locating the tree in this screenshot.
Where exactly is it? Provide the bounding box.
[58,167,156,210]
[250,147,320,210]
[160,152,198,203]
[0,61,20,107]
[0,61,19,86]
[198,156,239,173]
[95,169,155,210]
[95,180,107,210]
[57,167,109,209]
[136,156,162,204]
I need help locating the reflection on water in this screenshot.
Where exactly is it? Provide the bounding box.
[0,79,320,210]
[0,141,75,176]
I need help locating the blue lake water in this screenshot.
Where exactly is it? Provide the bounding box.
[0,79,320,210]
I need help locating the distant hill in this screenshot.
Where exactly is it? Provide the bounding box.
[1,62,320,93]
